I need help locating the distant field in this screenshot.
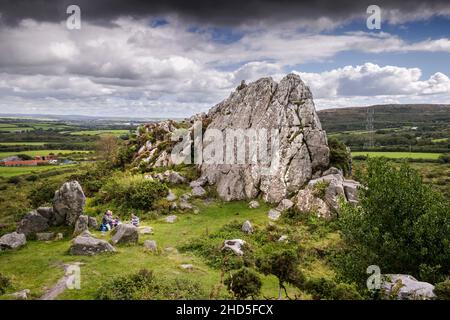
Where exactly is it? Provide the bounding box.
[0,127,35,132]
[352,151,442,160]
[0,149,91,159]
[0,142,48,146]
[69,129,130,136]
[0,164,76,178]
[432,138,449,143]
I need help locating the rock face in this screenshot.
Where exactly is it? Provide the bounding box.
[0,232,26,250]
[381,274,436,300]
[222,239,246,256]
[199,74,329,203]
[53,181,86,226]
[73,215,89,237]
[70,231,116,255]
[111,224,139,245]
[16,211,49,236]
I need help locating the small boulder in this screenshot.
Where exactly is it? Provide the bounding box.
[70,231,116,255]
[278,235,288,242]
[241,220,253,234]
[191,186,206,197]
[10,289,30,300]
[276,199,294,212]
[139,226,154,235]
[268,209,281,221]
[36,207,54,220]
[36,232,56,241]
[88,217,98,229]
[0,232,26,250]
[73,215,89,237]
[295,188,332,218]
[248,200,260,209]
[180,264,194,270]
[189,177,207,188]
[166,190,177,202]
[16,211,49,236]
[381,274,436,300]
[111,224,139,245]
[222,239,246,256]
[55,233,64,241]
[143,240,157,252]
[179,200,193,210]
[165,215,177,223]
[165,171,186,184]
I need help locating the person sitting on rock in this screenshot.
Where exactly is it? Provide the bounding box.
[112,216,122,228]
[131,213,140,227]
[100,210,114,231]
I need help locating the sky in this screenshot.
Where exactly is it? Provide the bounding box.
[0,0,449,118]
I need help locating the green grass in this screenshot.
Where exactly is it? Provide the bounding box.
[0,150,91,159]
[69,130,130,137]
[0,127,35,132]
[0,164,76,178]
[432,138,449,143]
[352,151,442,160]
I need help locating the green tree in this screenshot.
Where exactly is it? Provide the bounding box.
[328,137,352,176]
[224,267,262,300]
[338,158,450,286]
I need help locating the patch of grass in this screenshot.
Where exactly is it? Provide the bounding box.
[0,150,91,159]
[352,151,441,160]
[0,165,76,178]
[70,130,130,137]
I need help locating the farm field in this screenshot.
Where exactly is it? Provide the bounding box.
[0,142,48,146]
[0,150,92,159]
[69,130,130,137]
[0,164,77,178]
[352,151,442,160]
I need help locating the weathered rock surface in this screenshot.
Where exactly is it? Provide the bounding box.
[16,211,49,236]
[0,232,26,250]
[88,217,98,229]
[139,226,154,234]
[53,181,86,226]
[36,232,56,241]
[222,239,246,256]
[70,231,116,255]
[166,190,177,201]
[248,200,260,209]
[73,215,89,237]
[241,220,253,234]
[381,274,436,300]
[276,199,294,212]
[179,200,193,210]
[111,224,139,245]
[143,240,157,252]
[36,207,54,220]
[165,215,177,223]
[10,289,30,300]
[295,188,332,218]
[268,209,281,221]
[199,74,329,203]
[191,186,206,197]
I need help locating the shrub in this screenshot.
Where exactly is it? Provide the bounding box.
[328,138,352,176]
[434,279,450,300]
[25,174,39,182]
[7,176,22,184]
[337,158,450,287]
[98,174,168,210]
[28,180,61,207]
[0,273,11,295]
[70,162,113,196]
[303,277,362,300]
[312,180,329,200]
[225,268,262,300]
[96,269,205,300]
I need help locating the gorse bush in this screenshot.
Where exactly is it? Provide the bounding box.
[337,158,450,286]
[96,269,205,300]
[28,180,62,207]
[98,173,168,210]
[328,138,352,176]
[225,267,262,300]
[302,277,362,300]
[0,273,11,295]
[434,279,450,300]
[70,161,113,196]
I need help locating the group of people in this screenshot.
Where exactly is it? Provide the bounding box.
[99,210,140,232]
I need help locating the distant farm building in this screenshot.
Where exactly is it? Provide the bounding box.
[0,154,58,167]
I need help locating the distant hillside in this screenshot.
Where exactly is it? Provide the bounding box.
[318,104,450,133]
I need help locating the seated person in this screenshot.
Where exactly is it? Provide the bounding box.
[101,210,114,231]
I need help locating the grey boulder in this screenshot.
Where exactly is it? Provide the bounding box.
[70,231,116,255]
[36,232,56,241]
[143,240,157,252]
[0,232,26,250]
[16,211,49,236]
[242,220,253,234]
[111,224,139,245]
[53,181,86,226]
[381,274,436,300]
[276,199,294,212]
[222,239,246,256]
[73,215,89,237]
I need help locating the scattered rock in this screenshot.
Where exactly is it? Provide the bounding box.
[70,231,116,255]
[10,289,30,300]
[111,224,139,245]
[0,232,26,250]
[248,200,260,209]
[16,211,49,236]
[143,240,157,252]
[295,188,332,218]
[181,193,192,201]
[190,177,207,188]
[241,220,253,234]
[381,274,436,300]
[165,215,177,223]
[53,181,86,226]
[166,190,177,201]
[88,217,98,229]
[139,226,154,235]
[55,233,64,241]
[278,235,288,242]
[180,264,194,270]
[179,200,193,210]
[268,209,281,221]
[276,199,294,212]
[166,171,186,184]
[191,186,206,197]
[73,215,89,237]
[222,239,246,256]
[36,207,54,220]
[36,232,56,241]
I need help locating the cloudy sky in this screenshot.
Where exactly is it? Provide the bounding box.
[0,0,449,118]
